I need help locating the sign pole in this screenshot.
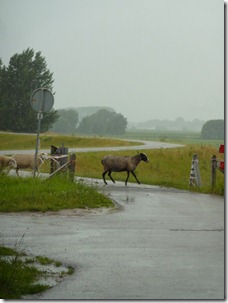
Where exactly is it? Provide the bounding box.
[33,88,44,177]
[30,87,54,177]
[33,112,43,177]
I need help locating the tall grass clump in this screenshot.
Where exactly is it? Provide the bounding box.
[0,234,74,299]
[0,252,49,299]
[0,234,49,299]
[0,175,114,212]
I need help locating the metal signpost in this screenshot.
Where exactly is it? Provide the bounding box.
[30,88,54,177]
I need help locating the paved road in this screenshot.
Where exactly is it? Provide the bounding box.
[0,179,224,300]
[0,139,183,154]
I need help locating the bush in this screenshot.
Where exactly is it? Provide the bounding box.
[201,120,224,139]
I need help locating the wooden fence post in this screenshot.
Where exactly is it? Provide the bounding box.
[68,153,76,182]
[50,145,58,174]
[60,144,68,176]
[189,153,201,187]
[50,145,68,176]
[211,154,217,188]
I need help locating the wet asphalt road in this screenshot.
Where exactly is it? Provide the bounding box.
[0,179,224,300]
[0,139,184,155]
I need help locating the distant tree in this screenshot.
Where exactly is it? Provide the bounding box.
[75,106,115,122]
[173,117,185,130]
[201,119,224,139]
[0,48,59,132]
[51,109,79,134]
[77,109,127,135]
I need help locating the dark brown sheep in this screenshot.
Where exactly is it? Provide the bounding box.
[101,152,149,185]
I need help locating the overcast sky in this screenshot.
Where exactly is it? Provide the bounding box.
[0,0,224,122]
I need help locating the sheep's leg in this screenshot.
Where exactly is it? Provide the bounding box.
[16,168,20,177]
[102,171,108,185]
[108,171,115,184]
[6,167,11,175]
[125,171,130,185]
[131,171,140,184]
[36,167,40,177]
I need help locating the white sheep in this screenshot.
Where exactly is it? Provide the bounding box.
[0,155,17,173]
[11,153,49,176]
[101,152,149,185]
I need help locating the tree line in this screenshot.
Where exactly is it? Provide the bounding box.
[50,108,127,135]
[0,48,223,138]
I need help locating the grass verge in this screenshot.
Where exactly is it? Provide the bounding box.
[0,174,114,212]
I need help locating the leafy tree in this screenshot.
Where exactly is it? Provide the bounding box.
[51,109,79,134]
[0,48,59,133]
[77,109,127,135]
[201,119,224,139]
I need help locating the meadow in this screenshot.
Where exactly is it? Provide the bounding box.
[0,131,224,196]
[76,145,224,195]
[0,132,140,150]
[122,129,222,146]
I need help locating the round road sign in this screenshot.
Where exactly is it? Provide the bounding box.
[30,88,54,113]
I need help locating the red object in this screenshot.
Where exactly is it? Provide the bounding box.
[218,144,224,173]
[219,144,224,153]
[219,161,224,171]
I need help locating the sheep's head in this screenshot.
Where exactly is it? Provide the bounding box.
[139,152,149,163]
[40,153,49,160]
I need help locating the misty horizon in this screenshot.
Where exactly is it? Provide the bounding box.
[1,0,224,123]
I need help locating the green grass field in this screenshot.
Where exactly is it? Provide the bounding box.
[0,131,224,196]
[0,132,141,150]
[76,144,224,195]
[123,129,222,146]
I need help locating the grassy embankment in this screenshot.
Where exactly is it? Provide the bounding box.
[0,132,140,150]
[0,174,114,212]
